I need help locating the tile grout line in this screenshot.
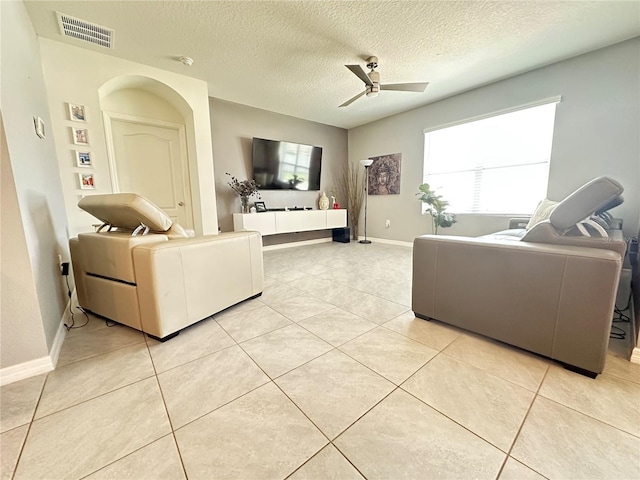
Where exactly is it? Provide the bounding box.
[390,350,529,457]
[436,347,547,394]
[282,384,403,480]
[145,334,190,480]
[56,335,146,370]
[26,370,157,423]
[377,314,462,352]
[9,373,49,480]
[535,391,640,441]
[494,364,552,480]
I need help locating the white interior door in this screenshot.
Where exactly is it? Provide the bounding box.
[109,118,194,229]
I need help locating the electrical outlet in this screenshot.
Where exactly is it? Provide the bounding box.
[385,219,391,228]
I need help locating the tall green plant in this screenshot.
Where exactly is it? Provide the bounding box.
[416,183,456,234]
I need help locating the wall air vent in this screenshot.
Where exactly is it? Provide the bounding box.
[57,12,114,49]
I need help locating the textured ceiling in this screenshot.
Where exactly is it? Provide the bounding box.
[24,1,640,129]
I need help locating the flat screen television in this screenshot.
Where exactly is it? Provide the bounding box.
[252,137,322,190]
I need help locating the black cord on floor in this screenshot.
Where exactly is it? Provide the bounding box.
[64,275,90,331]
[610,324,626,340]
[610,290,631,339]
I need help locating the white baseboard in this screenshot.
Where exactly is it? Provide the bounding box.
[631,347,640,364]
[263,236,414,250]
[50,304,70,368]
[263,238,332,251]
[0,302,69,386]
[0,356,53,387]
[365,237,414,248]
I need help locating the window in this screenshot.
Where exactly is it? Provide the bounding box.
[279,143,312,190]
[423,100,558,215]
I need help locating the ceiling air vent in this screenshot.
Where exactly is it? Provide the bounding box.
[57,12,114,49]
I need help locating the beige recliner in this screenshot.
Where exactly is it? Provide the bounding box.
[412,176,626,377]
[69,194,263,341]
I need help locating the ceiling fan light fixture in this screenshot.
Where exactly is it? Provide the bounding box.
[340,55,427,107]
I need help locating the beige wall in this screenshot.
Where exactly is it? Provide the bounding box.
[0,1,69,370]
[0,117,50,369]
[38,38,218,237]
[349,38,640,241]
[101,88,184,123]
[209,98,348,233]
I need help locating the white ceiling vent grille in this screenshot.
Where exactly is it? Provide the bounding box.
[57,12,114,49]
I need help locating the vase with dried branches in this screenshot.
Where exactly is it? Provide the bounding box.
[226,172,260,213]
[335,162,365,240]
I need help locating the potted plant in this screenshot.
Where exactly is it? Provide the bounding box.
[226,172,260,213]
[416,183,456,234]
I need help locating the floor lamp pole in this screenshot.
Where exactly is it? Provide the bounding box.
[359,160,373,244]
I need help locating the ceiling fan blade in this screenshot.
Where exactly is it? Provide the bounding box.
[346,65,373,86]
[339,91,366,108]
[381,82,429,92]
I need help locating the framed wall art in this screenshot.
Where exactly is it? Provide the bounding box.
[75,150,92,167]
[368,153,402,195]
[71,127,89,145]
[78,172,95,190]
[68,103,86,122]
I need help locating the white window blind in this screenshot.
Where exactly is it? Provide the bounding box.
[423,101,558,215]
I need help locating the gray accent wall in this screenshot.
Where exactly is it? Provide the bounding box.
[348,37,640,242]
[209,98,348,234]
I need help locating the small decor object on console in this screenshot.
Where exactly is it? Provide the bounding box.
[254,201,267,212]
[319,192,330,210]
[328,186,338,209]
[226,172,260,213]
[416,183,456,234]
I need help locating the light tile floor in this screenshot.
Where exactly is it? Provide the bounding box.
[2,241,639,479]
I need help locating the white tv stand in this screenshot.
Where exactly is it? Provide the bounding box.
[233,209,347,236]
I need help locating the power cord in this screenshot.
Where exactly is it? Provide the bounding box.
[63,267,90,331]
[610,291,631,340]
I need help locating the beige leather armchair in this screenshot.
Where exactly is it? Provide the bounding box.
[413,177,626,377]
[69,194,263,341]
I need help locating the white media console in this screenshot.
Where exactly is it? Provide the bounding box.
[233,209,347,236]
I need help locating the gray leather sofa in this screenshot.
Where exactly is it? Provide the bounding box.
[70,193,264,341]
[412,177,626,377]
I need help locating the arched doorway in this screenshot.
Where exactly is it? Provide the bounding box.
[99,77,195,230]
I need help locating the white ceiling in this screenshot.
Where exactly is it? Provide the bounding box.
[24,1,640,129]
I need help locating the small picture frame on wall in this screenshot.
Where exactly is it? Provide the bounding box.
[78,172,95,190]
[68,103,86,122]
[33,116,46,139]
[72,127,89,145]
[254,201,267,212]
[75,151,92,167]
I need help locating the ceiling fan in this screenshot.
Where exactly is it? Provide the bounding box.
[339,56,429,107]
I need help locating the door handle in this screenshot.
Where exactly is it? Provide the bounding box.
[178,201,185,207]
